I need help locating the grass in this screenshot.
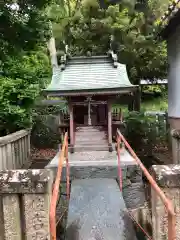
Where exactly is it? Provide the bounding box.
[113,96,167,115]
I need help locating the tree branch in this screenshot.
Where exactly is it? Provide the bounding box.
[73,0,82,16]
[65,0,71,17]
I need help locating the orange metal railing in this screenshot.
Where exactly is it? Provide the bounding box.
[116,129,176,240]
[50,132,70,240]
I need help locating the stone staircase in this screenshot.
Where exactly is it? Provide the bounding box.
[74,126,109,151]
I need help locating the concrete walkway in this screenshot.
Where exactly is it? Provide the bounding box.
[66,178,137,240]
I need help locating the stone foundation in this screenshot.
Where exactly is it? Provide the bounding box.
[169,117,180,164]
[171,128,180,164]
[151,164,179,240]
[0,169,53,240]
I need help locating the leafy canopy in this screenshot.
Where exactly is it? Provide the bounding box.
[0,0,53,136]
[49,0,168,82]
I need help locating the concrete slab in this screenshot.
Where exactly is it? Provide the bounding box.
[46,149,136,167]
[45,149,142,182]
[66,178,137,240]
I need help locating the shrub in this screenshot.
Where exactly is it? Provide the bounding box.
[31,116,61,149]
[124,111,158,156]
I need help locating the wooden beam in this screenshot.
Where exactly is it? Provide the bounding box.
[44,87,138,97]
[128,95,134,111]
[35,99,67,106]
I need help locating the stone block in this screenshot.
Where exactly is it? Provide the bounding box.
[151,164,179,240]
[123,182,146,209]
[129,204,152,237]
[0,169,53,240]
[151,164,180,187]
[0,169,53,193]
[2,194,22,240]
[23,194,51,239]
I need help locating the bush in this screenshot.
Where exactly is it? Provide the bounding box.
[31,104,68,149]
[0,51,51,136]
[124,111,158,156]
[31,116,61,149]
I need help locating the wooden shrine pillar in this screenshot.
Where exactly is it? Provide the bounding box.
[128,93,134,111]
[134,88,141,112]
[107,100,113,152]
[69,101,74,153]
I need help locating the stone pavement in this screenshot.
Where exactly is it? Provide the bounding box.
[66,178,137,240]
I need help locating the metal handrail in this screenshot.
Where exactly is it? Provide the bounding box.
[49,132,70,240]
[116,129,176,240]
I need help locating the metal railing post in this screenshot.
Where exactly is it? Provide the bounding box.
[50,132,69,240]
[66,139,70,200]
[117,132,122,191]
[116,129,176,240]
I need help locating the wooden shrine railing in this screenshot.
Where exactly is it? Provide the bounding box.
[116,129,176,240]
[0,129,31,169]
[112,108,122,121]
[50,132,70,240]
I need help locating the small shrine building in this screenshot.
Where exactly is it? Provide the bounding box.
[44,49,139,152]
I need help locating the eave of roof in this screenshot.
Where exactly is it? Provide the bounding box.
[43,86,138,97]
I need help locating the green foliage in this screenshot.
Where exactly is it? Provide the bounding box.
[50,0,168,82]
[124,111,167,155]
[31,104,68,148]
[0,0,53,136]
[0,51,51,136]
[32,103,67,118]
[124,111,154,155]
[0,1,52,59]
[31,117,61,149]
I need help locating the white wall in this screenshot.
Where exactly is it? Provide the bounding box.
[167,25,180,118]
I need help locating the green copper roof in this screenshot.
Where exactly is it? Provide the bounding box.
[45,55,136,95]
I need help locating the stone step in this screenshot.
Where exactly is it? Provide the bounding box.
[74,145,109,152]
[75,138,107,143]
[45,150,142,182]
[75,131,107,136]
[76,127,105,132]
[75,141,108,145]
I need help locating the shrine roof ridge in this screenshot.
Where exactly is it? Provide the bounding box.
[44,53,137,97]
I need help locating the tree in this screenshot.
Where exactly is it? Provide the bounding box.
[51,0,168,83]
[0,1,52,58]
[46,0,83,47]
[0,0,53,136]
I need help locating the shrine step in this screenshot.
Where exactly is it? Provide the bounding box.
[74,145,110,152]
[75,135,107,141]
[46,150,142,182]
[75,131,107,136]
[76,126,105,132]
[75,139,108,144]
